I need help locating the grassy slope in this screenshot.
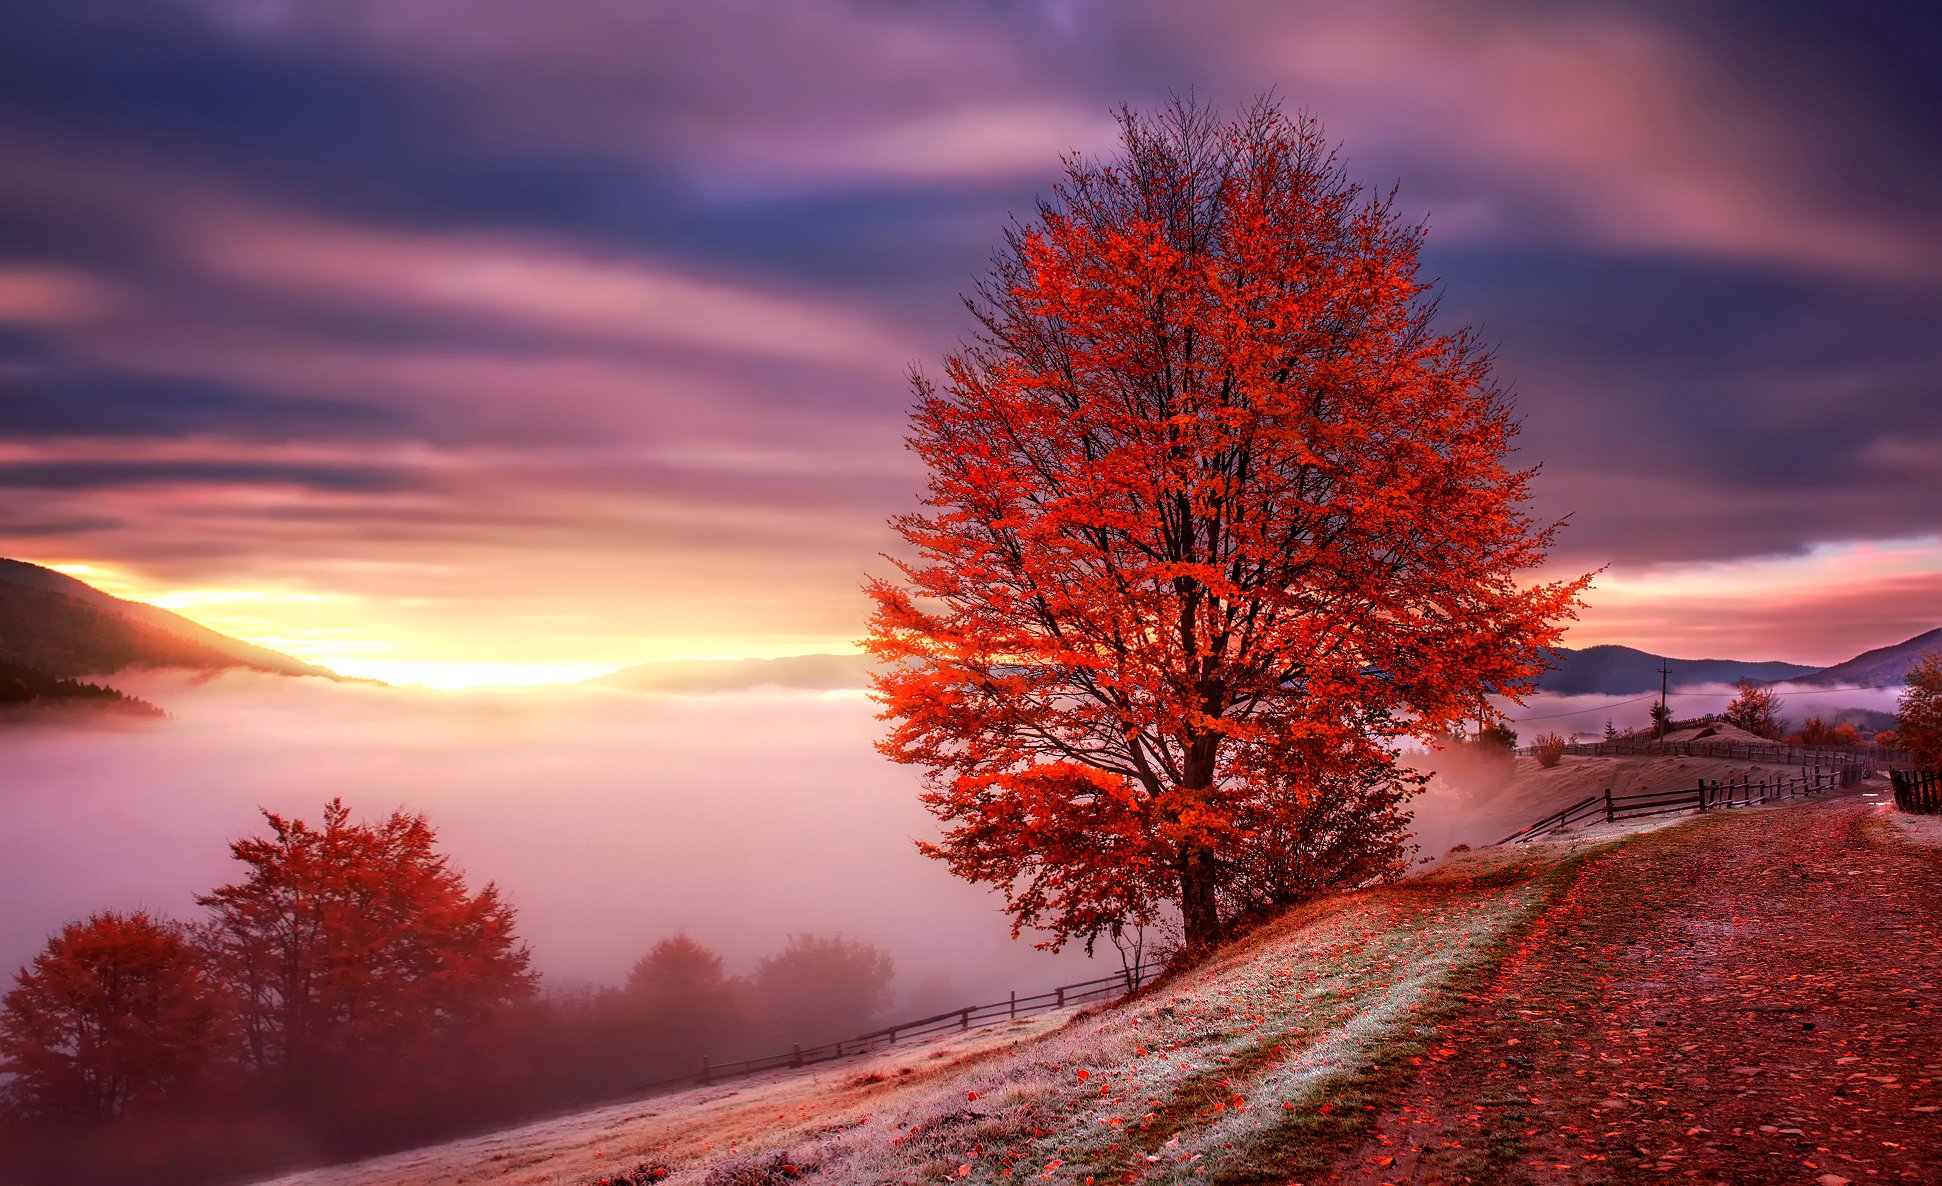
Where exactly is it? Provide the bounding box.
[1409,750,1819,855]
[260,823,1680,1186]
[258,780,1901,1186]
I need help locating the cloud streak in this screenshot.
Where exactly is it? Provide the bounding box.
[0,0,1935,674]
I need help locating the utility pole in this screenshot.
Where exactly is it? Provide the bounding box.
[1657,662,1672,739]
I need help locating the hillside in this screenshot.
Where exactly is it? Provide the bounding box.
[1407,744,1819,855]
[255,779,1940,1186]
[0,558,335,679]
[1536,643,1816,694]
[1793,625,1942,688]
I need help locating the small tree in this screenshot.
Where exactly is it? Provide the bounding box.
[1603,719,1618,742]
[752,934,894,1044]
[1721,680,1785,740]
[620,935,746,1070]
[1649,702,1672,738]
[1534,733,1566,768]
[0,912,231,1122]
[1900,652,1942,767]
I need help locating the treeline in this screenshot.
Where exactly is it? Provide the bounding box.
[0,658,163,717]
[0,800,896,1185]
[1719,681,1905,749]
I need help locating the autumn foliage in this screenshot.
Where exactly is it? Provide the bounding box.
[1721,679,1785,740]
[865,98,1588,951]
[197,799,536,1120]
[2,796,914,1184]
[0,801,539,1184]
[1534,733,1567,768]
[1789,717,1865,749]
[1899,650,1942,767]
[0,912,230,1123]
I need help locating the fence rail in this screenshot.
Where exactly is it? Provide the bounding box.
[1499,755,1877,845]
[1891,768,1942,814]
[625,958,1168,1098]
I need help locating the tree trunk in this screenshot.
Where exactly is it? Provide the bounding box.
[1178,847,1224,950]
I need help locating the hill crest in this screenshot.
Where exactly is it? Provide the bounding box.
[0,557,337,680]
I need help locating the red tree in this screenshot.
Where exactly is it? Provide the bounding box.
[0,911,231,1122]
[620,934,747,1070]
[197,800,535,1114]
[1722,680,1786,740]
[864,98,1588,951]
[1898,651,1942,766]
[751,933,895,1044]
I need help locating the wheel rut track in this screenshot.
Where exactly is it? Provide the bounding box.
[1326,798,1942,1185]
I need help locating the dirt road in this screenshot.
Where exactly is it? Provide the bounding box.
[1332,796,1942,1185]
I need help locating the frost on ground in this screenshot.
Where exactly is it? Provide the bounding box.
[1408,748,1834,856]
[256,840,1592,1186]
[250,781,1885,1186]
[1889,804,1942,849]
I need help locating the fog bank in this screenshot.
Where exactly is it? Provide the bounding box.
[2,673,1905,1010]
[0,673,1102,1010]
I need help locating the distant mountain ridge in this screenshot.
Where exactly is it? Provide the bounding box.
[591,653,876,694]
[589,631,1942,700]
[1535,644,1819,696]
[0,557,336,680]
[1789,626,1942,689]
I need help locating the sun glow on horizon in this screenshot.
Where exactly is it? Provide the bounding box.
[38,538,1940,691]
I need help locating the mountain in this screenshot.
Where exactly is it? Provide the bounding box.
[590,653,877,694]
[1535,644,1819,696]
[1790,626,1942,689]
[0,557,336,679]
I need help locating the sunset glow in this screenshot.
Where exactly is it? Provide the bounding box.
[3,8,1940,1185]
[1,1,1935,682]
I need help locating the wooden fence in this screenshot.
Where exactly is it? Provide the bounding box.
[1890,768,1942,814]
[627,958,1169,1097]
[1499,756,1877,845]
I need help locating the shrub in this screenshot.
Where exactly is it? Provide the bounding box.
[1534,733,1567,768]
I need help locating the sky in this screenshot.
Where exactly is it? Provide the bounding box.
[2,0,1938,687]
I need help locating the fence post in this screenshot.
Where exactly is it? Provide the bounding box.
[960,1007,971,1032]
[1009,990,1017,1019]
[790,1043,802,1069]
[1056,986,1065,1008]
[700,1056,711,1085]
[1604,786,1614,822]
[1696,779,1707,812]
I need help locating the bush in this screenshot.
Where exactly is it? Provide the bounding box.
[1534,733,1566,768]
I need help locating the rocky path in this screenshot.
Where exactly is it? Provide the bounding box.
[1329,796,1942,1185]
